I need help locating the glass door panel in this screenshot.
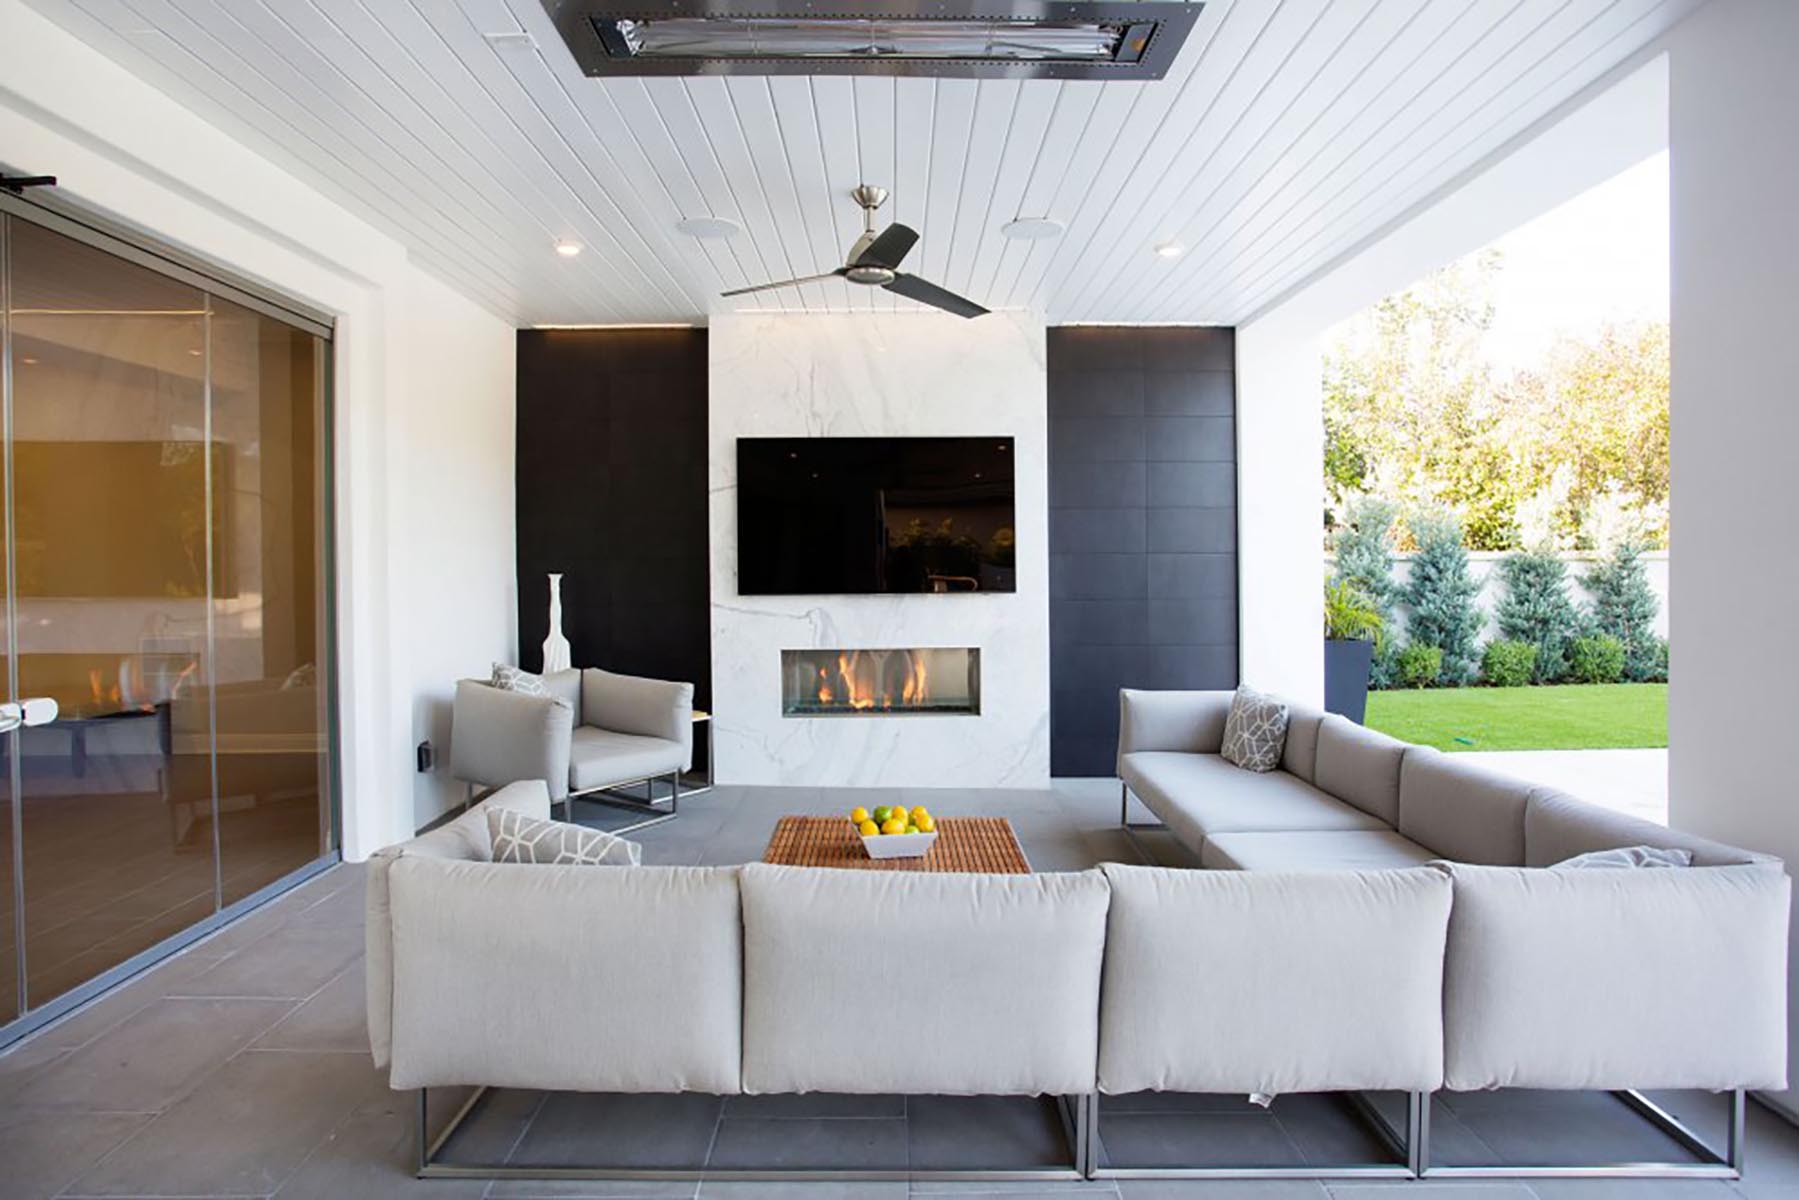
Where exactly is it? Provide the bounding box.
[0,214,14,1024]
[7,218,220,1005]
[208,298,330,904]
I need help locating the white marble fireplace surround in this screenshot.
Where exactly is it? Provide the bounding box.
[708,311,1051,788]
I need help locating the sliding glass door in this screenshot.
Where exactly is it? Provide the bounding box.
[0,203,336,1039]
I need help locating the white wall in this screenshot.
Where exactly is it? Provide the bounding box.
[708,311,1051,788]
[1663,0,1799,1118]
[397,270,518,830]
[0,0,518,855]
[1234,57,1669,706]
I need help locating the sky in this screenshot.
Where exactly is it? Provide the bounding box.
[1473,150,1669,372]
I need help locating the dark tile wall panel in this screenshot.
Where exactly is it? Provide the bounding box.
[1047,327,1239,776]
[515,329,711,711]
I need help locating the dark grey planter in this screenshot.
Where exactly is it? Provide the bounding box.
[1324,638,1375,724]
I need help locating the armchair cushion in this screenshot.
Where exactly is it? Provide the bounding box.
[449,680,573,801]
[569,728,687,790]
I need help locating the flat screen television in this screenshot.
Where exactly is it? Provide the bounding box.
[737,436,1016,595]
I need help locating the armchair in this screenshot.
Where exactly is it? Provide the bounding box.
[449,667,694,831]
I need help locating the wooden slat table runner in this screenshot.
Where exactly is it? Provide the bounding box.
[762,815,1030,874]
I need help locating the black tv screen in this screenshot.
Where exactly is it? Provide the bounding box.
[737,437,1016,595]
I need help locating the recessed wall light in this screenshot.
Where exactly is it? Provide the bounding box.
[555,240,584,258]
[676,216,742,239]
[18,356,38,365]
[1154,241,1184,259]
[1001,217,1064,241]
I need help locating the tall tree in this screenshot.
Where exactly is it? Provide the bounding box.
[1495,549,1584,683]
[1401,509,1486,685]
[1330,495,1401,687]
[1583,541,1662,681]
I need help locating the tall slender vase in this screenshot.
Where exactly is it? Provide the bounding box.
[542,573,572,674]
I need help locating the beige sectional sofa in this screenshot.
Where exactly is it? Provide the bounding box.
[365,692,1788,1183]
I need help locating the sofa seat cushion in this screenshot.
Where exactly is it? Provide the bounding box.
[569,727,685,790]
[1200,829,1438,872]
[1121,751,1387,852]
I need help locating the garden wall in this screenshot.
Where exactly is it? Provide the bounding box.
[1325,550,1669,641]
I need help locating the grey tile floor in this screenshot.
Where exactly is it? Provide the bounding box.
[0,780,1794,1199]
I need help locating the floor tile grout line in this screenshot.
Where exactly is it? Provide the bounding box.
[40,940,358,1197]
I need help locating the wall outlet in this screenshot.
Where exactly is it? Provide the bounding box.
[416,741,434,773]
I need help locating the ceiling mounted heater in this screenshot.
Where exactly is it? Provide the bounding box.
[541,0,1202,80]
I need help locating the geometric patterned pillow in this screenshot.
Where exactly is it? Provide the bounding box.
[491,662,549,697]
[486,808,642,866]
[1220,686,1290,773]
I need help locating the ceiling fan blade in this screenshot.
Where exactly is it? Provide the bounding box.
[882,272,989,319]
[720,270,845,298]
[854,224,919,270]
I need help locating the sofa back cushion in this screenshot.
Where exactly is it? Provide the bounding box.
[1524,789,1775,867]
[1098,863,1450,1095]
[1279,701,1327,784]
[1397,749,1530,865]
[384,858,743,1094]
[1117,689,1232,760]
[1312,717,1406,825]
[739,863,1110,1096]
[1441,862,1790,1091]
[365,780,550,1069]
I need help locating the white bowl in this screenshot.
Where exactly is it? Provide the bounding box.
[861,830,939,860]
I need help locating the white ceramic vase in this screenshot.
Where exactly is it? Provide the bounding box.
[541,573,572,674]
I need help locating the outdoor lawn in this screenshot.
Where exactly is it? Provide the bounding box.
[1366,683,1668,752]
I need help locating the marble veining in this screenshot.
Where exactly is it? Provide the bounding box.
[708,312,1051,787]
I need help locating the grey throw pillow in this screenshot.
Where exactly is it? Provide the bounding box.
[1220,686,1290,773]
[487,808,642,866]
[1553,845,1693,870]
[491,662,549,697]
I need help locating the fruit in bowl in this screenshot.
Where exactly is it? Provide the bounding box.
[851,804,939,858]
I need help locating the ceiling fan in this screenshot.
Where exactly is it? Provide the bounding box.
[721,185,989,318]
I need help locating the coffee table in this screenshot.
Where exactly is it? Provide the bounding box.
[762,815,1030,873]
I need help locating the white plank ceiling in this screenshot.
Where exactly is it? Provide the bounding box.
[29,0,1695,326]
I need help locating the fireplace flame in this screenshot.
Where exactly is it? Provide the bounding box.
[816,650,930,713]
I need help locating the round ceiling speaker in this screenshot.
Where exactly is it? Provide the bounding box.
[676,216,743,239]
[1001,217,1065,241]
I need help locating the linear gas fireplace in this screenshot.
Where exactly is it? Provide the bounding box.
[782,648,980,717]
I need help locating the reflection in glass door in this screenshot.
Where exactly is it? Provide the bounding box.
[0,206,335,1036]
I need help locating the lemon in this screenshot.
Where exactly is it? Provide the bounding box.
[857,819,879,837]
[892,806,911,825]
[880,818,906,836]
[910,805,931,821]
[872,806,893,825]
[849,806,870,825]
[915,814,935,833]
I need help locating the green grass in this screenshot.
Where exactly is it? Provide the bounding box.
[1365,683,1667,752]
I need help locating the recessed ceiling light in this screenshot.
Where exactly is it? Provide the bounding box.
[187,348,203,357]
[675,216,742,239]
[1001,217,1064,241]
[18,356,38,365]
[1154,240,1184,259]
[555,240,584,258]
[483,30,536,50]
